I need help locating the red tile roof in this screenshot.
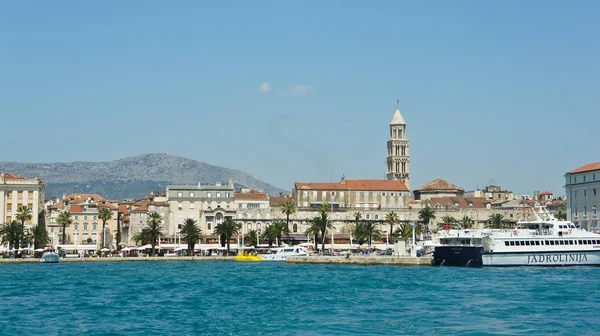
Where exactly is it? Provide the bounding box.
[235,190,269,201]
[538,191,552,195]
[118,204,129,214]
[270,196,293,207]
[569,162,600,174]
[1,173,27,180]
[69,205,84,213]
[416,178,463,192]
[295,179,408,191]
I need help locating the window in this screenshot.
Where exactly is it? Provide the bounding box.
[593,206,597,215]
[366,214,370,219]
[331,191,336,196]
[84,215,88,221]
[322,191,326,198]
[505,241,509,246]
[74,215,79,220]
[74,224,79,231]
[313,191,317,197]
[303,202,308,207]
[584,175,587,182]
[207,223,211,230]
[584,206,587,216]
[83,224,88,231]
[575,207,578,216]
[594,173,596,181]
[340,192,344,198]
[574,191,577,198]
[177,192,183,197]
[225,192,230,198]
[535,241,540,245]
[190,203,195,209]
[178,203,183,209]
[574,176,577,183]
[584,190,587,198]
[93,215,97,220]
[303,191,308,197]
[92,224,97,231]
[390,193,395,197]
[382,192,386,197]
[190,192,194,197]
[217,192,221,198]
[525,241,530,246]
[594,189,597,196]
[509,241,515,246]
[293,224,298,233]
[375,215,379,220]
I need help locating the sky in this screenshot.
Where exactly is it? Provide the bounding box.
[1,1,598,196]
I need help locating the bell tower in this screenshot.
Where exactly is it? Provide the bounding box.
[386,100,410,188]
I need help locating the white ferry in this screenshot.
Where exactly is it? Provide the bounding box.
[261,247,307,261]
[435,208,600,267]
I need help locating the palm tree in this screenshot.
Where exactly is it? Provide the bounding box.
[556,211,567,221]
[418,205,436,235]
[440,215,457,230]
[145,212,164,256]
[0,220,24,252]
[263,224,278,247]
[355,222,382,248]
[56,210,73,245]
[316,203,333,253]
[245,229,259,247]
[15,205,32,227]
[98,207,113,249]
[180,218,201,255]
[269,221,288,246]
[132,229,150,246]
[281,201,296,242]
[213,218,239,254]
[487,214,508,229]
[353,212,362,228]
[31,224,50,249]
[393,223,413,238]
[305,218,321,252]
[385,211,399,235]
[460,216,474,229]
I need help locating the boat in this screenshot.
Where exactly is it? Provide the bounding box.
[41,251,59,263]
[234,254,262,262]
[433,229,484,267]
[435,208,600,267]
[261,246,307,261]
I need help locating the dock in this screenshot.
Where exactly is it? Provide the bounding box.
[286,255,434,266]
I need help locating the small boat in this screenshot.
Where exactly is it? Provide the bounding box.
[261,247,307,261]
[41,251,59,263]
[234,254,262,262]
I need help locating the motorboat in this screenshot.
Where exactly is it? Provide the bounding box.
[261,247,307,261]
[41,251,59,263]
[234,254,262,262]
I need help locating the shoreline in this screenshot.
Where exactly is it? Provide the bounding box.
[286,255,434,266]
[0,256,236,264]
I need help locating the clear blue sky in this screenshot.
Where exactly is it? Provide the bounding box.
[1,1,598,195]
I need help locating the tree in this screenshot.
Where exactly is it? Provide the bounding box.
[263,225,278,247]
[245,229,259,247]
[281,201,296,242]
[268,221,288,246]
[385,211,399,236]
[15,205,32,248]
[56,210,73,245]
[460,216,474,229]
[98,207,113,249]
[418,206,436,235]
[556,211,567,221]
[393,223,413,238]
[31,224,50,249]
[0,220,24,252]
[180,218,201,256]
[213,218,239,254]
[353,212,362,228]
[441,215,457,230]
[487,214,509,229]
[146,212,164,256]
[305,218,321,252]
[354,222,382,248]
[317,203,334,253]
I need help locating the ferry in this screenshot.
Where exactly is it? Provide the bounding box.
[434,208,600,267]
[261,247,307,261]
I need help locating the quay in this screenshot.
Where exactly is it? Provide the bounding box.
[0,256,235,264]
[286,255,433,266]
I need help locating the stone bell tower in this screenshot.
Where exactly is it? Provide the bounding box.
[386,100,410,188]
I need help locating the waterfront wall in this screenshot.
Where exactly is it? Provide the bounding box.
[0,256,235,264]
[286,255,433,266]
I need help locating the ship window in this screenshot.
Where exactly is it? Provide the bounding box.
[535,241,540,245]
[545,240,549,245]
[520,241,525,246]
[549,241,555,245]
[588,240,593,244]
[504,241,509,246]
[558,240,563,245]
[525,241,530,246]
[578,240,583,244]
[569,240,574,245]
[510,241,515,246]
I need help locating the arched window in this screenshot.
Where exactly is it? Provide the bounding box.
[248,223,252,230]
[393,129,397,138]
[216,213,223,222]
[256,223,262,231]
[293,223,298,233]
[399,129,403,139]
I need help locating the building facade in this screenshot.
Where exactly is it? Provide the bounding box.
[413,178,464,201]
[0,173,45,227]
[565,162,599,231]
[386,101,411,188]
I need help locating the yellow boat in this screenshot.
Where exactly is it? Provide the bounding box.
[234,255,262,262]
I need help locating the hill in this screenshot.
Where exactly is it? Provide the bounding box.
[0,153,287,200]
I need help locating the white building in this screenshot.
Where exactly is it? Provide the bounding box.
[0,173,45,227]
[565,162,599,231]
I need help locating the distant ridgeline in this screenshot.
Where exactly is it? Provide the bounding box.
[0,153,286,200]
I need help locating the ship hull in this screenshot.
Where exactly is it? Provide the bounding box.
[482,250,600,267]
[433,246,483,267]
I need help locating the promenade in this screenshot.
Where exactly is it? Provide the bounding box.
[0,256,235,264]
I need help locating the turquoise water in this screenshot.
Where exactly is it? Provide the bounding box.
[1,262,598,335]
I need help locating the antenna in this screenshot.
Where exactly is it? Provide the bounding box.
[396,99,399,108]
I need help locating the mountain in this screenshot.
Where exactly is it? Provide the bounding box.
[0,153,287,200]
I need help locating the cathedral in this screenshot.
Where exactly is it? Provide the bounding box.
[386,101,411,189]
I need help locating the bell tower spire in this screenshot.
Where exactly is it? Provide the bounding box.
[386,100,410,188]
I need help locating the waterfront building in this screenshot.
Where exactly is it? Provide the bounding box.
[565,162,600,231]
[166,181,236,236]
[0,173,45,226]
[386,101,411,188]
[294,177,409,211]
[125,197,169,246]
[465,185,514,202]
[413,178,464,201]
[46,194,118,249]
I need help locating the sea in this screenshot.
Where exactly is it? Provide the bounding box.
[0,261,598,335]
